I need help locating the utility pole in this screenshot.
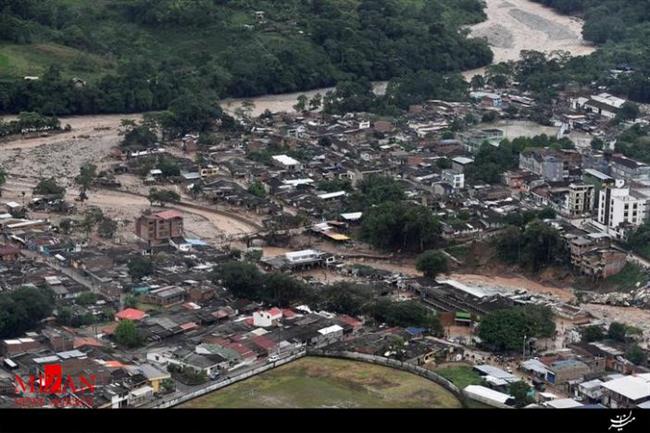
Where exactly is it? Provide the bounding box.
[523,334,527,359]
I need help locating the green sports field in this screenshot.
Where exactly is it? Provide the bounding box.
[180,357,462,409]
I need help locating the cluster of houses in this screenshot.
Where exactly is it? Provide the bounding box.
[1,73,650,409]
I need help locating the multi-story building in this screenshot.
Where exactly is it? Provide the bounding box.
[519,148,567,182]
[441,169,465,191]
[135,210,184,245]
[609,154,650,182]
[566,183,595,217]
[142,286,186,307]
[569,234,626,279]
[597,183,647,238]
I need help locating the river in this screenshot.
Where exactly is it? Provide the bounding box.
[222,0,595,116]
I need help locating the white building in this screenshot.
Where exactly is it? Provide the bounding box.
[441,170,464,190]
[463,385,514,408]
[253,308,283,327]
[601,374,650,408]
[574,93,627,119]
[272,155,302,172]
[597,182,647,238]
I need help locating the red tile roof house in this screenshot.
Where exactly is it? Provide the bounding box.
[337,314,363,334]
[249,335,279,355]
[115,308,147,321]
[252,307,283,327]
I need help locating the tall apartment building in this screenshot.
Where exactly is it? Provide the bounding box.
[597,182,647,238]
[567,183,595,217]
[135,210,184,245]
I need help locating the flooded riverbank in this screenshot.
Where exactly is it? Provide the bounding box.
[223,0,595,115]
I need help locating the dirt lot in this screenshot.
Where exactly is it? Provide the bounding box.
[0,112,260,240]
[0,114,141,183]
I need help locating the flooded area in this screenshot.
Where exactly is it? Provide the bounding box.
[463,0,595,78]
[223,0,595,115]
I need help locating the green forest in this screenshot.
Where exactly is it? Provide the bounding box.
[518,0,650,103]
[0,0,492,115]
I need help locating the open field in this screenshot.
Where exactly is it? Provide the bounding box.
[434,364,484,390]
[180,357,462,409]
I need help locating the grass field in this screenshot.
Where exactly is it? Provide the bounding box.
[180,357,463,409]
[434,364,484,389]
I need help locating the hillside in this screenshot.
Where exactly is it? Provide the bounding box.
[523,0,650,103]
[0,0,492,115]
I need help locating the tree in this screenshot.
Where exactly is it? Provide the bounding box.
[361,201,441,252]
[608,322,627,342]
[495,221,568,273]
[625,344,647,365]
[581,325,604,343]
[320,282,373,316]
[211,261,263,300]
[157,158,181,178]
[293,94,308,112]
[124,294,139,308]
[74,163,97,192]
[416,250,449,279]
[478,305,556,353]
[76,292,98,306]
[509,381,534,408]
[616,102,640,122]
[0,286,55,338]
[120,120,158,150]
[355,175,405,208]
[309,93,322,111]
[128,256,154,280]
[161,378,176,393]
[470,75,485,90]
[97,217,118,239]
[263,273,313,307]
[590,137,605,151]
[33,177,66,199]
[240,100,255,119]
[247,181,266,198]
[114,320,143,348]
[148,188,181,206]
[436,158,452,169]
[369,300,443,335]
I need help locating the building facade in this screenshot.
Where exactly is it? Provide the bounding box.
[135,210,184,245]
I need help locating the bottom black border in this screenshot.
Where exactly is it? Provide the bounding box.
[0,409,648,433]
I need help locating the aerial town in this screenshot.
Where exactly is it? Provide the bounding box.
[1,0,650,418]
[2,74,650,410]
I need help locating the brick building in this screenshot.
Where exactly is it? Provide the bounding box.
[135,210,184,245]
